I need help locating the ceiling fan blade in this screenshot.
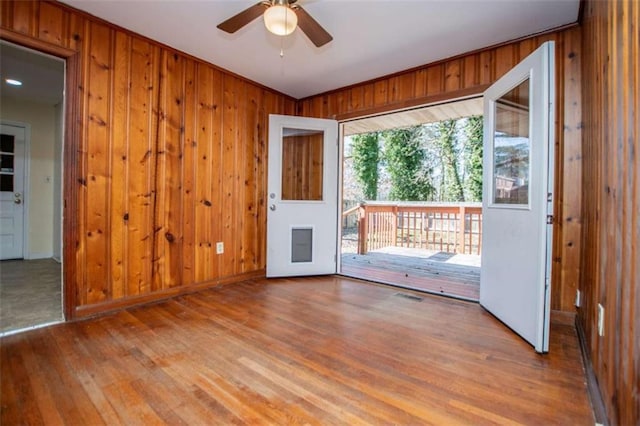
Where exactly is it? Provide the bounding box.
[293,5,333,47]
[217,2,269,34]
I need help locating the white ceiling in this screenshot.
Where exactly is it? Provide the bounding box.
[60,0,579,99]
[0,41,65,105]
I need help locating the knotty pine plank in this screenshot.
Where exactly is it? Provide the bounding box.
[37,1,65,46]
[242,84,261,273]
[194,65,217,282]
[220,74,240,278]
[444,59,462,92]
[182,59,197,286]
[162,52,186,289]
[84,21,113,305]
[110,31,131,300]
[125,38,157,297]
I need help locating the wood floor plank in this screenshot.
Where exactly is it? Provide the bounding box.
[0,276,593,424]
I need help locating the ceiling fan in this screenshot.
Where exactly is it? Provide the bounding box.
[217,0,333,47]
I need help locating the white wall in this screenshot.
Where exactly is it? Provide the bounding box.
[0,97,59,259]
[53,102,63,261]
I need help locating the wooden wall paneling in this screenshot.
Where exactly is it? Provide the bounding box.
[37,1,65,46]
[181,58,197,286]
[494,44,517,79]
[426,63,444,96]
[125,38,158,297]
[281,135,294,200]
[414,69,428,98]
[349,85,364,113]
[110,31,131,300]
[559,27,583,311]
[194,65,216,282]
[335,90,347,115]
[66,10,84,52]
[235,79,248,275]
[478,50,494,86]
[257,91,273,269]
[242,84,261,272]
[312,134,324,199]
[387,76,401,104]
[374,80,388,107]
[84,21,113,305]
[462,55,478,90]
[0,2,10,29]
[220,75,240,278]
[398,72,416,103]
[579,0,639,424]
[2,0,296,315]
[363,83,375,110]
[156,52,186,289]
[6,1,38,37]
[444,59,461,92]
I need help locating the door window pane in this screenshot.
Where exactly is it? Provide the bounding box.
[0,174,13,192]
[493,78,530,205]
[0,134,14,153]
[0,154,14,172]
[281,128,324,201]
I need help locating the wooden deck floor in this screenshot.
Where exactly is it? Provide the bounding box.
[341,247,481,300]
[1,276,593,425]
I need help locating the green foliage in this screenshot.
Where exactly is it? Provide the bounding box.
[382,126,434,201]
[463,116,483,201]
[435,120,465,202]
[351,133,380,200]
[345,115,483,204]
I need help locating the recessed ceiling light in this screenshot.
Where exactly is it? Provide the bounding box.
[5,79,22,86]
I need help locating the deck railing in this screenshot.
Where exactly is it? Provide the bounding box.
[343,202,482,255]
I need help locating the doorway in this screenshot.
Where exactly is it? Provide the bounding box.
[0,41,65,335]
[339,97,484,301]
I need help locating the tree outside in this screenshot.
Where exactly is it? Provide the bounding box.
[345,115,483,204]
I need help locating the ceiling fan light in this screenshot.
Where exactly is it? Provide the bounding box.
[264,5,297,36]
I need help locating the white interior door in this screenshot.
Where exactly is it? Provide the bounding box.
[267,114,338,277]
[480,42,555,353]
[0,123,26,260]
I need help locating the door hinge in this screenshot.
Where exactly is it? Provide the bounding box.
[334,254,337,263]
[546,215,554,224]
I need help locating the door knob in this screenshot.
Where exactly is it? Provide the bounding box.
[14,198,21,204]
[269,204,276,211]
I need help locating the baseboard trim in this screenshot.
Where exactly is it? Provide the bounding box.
[575,317,608,425]
[73,269,266,319]
[25,252,54,260]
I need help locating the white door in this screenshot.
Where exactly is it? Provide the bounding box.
[0,123,26,260]
[267,115,339,277]
[480,42,555,353]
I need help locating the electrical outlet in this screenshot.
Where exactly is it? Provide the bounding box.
[216,242,224,254]
[575,289,581,307]
[597,303,605,337]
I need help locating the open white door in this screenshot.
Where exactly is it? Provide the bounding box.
[0,123,26,260]
[480,42,555,353]
[267,115,339,277]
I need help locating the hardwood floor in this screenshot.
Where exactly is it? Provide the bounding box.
[0,276,593,425]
